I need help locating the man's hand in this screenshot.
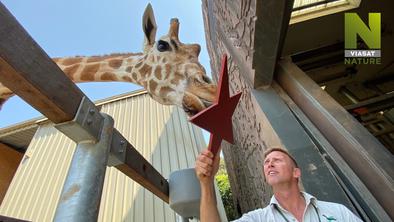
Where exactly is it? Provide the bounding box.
[195,149,222,222]
[195,149,220,185]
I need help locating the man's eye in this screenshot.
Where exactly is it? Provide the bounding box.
[157,40,170,52]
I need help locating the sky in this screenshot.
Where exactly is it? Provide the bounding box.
[0,0,212,141]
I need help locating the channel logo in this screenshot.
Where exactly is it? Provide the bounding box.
[344,13,381,65]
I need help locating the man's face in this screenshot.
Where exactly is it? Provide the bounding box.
[263,151,300,186]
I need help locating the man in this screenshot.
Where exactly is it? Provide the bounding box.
[195,147,363,222]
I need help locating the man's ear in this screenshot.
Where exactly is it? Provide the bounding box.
[293,167,301,180]
[142,4,157,51]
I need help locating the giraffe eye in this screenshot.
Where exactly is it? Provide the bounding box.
[157,40,170,52]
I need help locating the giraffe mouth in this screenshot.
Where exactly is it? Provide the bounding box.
[182,104,199,117]
[182,97,213,117]
[182,84,217,117]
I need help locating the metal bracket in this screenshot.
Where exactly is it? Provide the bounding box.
[108,130,127,166]
[55,96,103,142]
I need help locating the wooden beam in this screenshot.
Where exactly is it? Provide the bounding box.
[0,3,84,123]
[111,130,169,203]
[0,3,170,205]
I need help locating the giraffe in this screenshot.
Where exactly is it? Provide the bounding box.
[0,4,217,117]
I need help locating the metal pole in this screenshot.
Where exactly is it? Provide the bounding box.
[54,114,114,222]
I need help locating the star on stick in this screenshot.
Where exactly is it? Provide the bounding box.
[189,54,242,156]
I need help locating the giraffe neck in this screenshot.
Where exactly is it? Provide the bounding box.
[0,52,173,108]
[56,53,150,86]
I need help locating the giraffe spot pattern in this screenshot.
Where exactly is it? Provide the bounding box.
[62,57,83,66]
[135,62,143,69]
[149,79,158,93]
[159,86,172,95]
[165,64,172,79]
[63,64,80,79]
[122,76,133,82]
[132,72,138,81]
[140,64,152,78]
[154,66,162,80]
[101,72,116,81]
[87,57,102,63]
[81,64,100,81]
[126,66,133,73]
[171,72,183,85]
[108,59,123,69]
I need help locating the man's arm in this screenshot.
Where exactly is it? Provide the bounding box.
[195,149,221,222]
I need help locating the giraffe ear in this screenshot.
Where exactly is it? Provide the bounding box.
[142,4,157,48]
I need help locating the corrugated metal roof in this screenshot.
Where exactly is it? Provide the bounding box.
[0,92,227,221]
[0,123,38,151]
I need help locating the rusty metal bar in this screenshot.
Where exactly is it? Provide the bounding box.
[108,130,169,203]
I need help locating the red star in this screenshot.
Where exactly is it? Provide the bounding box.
[189,54,242,156]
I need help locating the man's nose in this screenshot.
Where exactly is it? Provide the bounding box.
[267,161,275,168]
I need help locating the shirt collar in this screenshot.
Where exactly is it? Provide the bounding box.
[270,191,317,208]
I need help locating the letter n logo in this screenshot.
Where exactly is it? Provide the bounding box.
[345,13,381,49]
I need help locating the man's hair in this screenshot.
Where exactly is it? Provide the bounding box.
[263,147,299,168]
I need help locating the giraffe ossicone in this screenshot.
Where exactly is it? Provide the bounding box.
[0,4,217,117]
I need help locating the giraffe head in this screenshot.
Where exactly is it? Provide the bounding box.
[139,4,217,117]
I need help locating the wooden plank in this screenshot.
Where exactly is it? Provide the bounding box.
[0,3,84,123]
[112,130,169,203]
